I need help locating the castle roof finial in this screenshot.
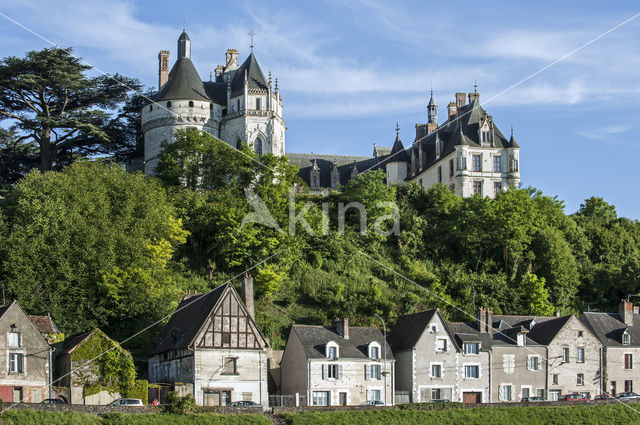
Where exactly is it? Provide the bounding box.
[248,29,256,53]
[395,121,400,138]
[474,76,478,94]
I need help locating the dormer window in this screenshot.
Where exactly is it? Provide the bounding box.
[517,333,526,346]
[463,342,480,355]
[326,342,339,359]
[369,342,381,360]
[623,329,631,345]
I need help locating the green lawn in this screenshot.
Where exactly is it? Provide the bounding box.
[283,404,640,425]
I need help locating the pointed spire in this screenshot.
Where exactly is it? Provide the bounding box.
[395,122,400,141]
[248,29,256,53]
[509,126,520,148]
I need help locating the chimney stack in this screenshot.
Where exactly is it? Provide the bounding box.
[242,273,255,320]
[455,92,466,108]
[334,318,349,340]
[158,50,170,90]
[619,299,634,327]
[415,123,427,140]
[448,102,457,120]
[225,49,239,72]
[468,92,479,104]
[476,307,493,335]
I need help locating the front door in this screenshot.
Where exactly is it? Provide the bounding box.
[339,392,347,406]
[12,387,22,403]
[462,392,481,404]
[221,391,231,406]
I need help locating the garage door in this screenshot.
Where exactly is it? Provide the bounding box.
[463,392,481,404]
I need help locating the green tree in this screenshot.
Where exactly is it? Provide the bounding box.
[0,161,187,339]
[521,273,555,316]
[0,47,141,171]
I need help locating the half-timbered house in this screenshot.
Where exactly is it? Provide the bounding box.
[148,275,269,408]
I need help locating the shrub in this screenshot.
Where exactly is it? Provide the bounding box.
[124,380,148,405]
[163,391,197,415]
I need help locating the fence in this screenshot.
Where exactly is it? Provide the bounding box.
[269,394,307,407]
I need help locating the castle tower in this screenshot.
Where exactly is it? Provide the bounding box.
[386,123,409,185]
[142,30,286,176]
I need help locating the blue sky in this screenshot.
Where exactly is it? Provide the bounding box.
[1,0,639,218]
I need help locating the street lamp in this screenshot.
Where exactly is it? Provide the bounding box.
[374,313,388,406]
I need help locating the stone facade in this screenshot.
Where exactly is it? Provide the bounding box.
[0,301,51,403]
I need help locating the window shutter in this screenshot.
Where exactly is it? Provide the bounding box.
[322,364,326,380]
[364,364,369,380]
[338,365,343,380]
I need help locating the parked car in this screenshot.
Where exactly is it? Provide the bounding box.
[363,400,385,406]
[110,398,144,406]
[229,400,261,407]
[42,398,66,404]
[594,393,614,400]
[559,393,590,402]
[523,396,545,402]
[616,392,640,400]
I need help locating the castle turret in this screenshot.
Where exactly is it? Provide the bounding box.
[386,123,409,185]
[178,30,191,59]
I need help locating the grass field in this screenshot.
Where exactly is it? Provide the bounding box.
[3,403,640,424]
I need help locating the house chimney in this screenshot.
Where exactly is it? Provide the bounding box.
[447,102,457,120]
[476,307,493,334]
[554,311,561,317]
[225,49,239,72]
[158,50,170,89]
[415,123,427,140]
[427,122,438,134]
[455,92,466,108]
[242,273,255,320]
[619,299,634,327]
[468,92,479,104]
[334,318,349,340]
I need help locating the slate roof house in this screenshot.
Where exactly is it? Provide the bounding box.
[581,300,640,396]
[281,318,394,406]
[293,91,520,198]
[0,301,53,404]
[148,275,269,408]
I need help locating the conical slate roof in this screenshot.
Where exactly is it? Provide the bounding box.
[389,134,410,163]
[178,30,190,41]
[509,132,520,148]
[153,58,210,102]
[231,52,269,94]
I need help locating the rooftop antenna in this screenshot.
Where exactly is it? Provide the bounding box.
[248,29,256,53]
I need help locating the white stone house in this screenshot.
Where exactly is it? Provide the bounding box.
[280,318,394,406]
[581,300,640,396]
[148,275,269,408]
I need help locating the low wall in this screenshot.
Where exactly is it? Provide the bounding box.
[8,402,161,415]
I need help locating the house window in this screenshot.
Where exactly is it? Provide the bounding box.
[256,98,261,110]
[503,355,515,374]
[517,333,526,346]
[473,181,482,196]
[552,374,559,385]
[623,330,631,345]
[562,347,569,363]
[367,389,381,402]
[528,356,540,371]
[464,365,479,379]
[577,347,585,363]
[522,387,530,400]
[327,346,337,359]
[625,380,633,392]
[463,343,480,355]
[222,332,231,345]
[435,338,447,352]
[369,364,381,380]
[9,353,23,373]
[625,353,633,370]
[537,389,545,399]
[326,364,340,379]
[494,182,502,197]
[472,155,482,171]
[166,101,172,108]
[577,373,584,386]
[370,346,380,360]
[438,166,442,183]
[449,159,454,177]
[222,357,237,375]
[8,332,21,348]
[493,156,502,172]
[312,391,330,406]
[431,363,442,378]
[431,389,441,401]
[430,324,438,333]
[499,385,513,401]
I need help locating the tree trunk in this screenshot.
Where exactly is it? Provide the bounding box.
[39,128,56,171]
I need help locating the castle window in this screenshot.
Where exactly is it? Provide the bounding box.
[254,137,263,157]
[449,160,454,177]
[188,101,194,108]
[438,166,442,183]
[210,103,213,110]
[236,99,240,111]
[166,101,172,108]
[472,155,482,172]
[149,105,153,112]
[481,130,490,145]
[256,98,261,110]
[473,181,482,196]
[493,156,502,172]
[494,182,502,197]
